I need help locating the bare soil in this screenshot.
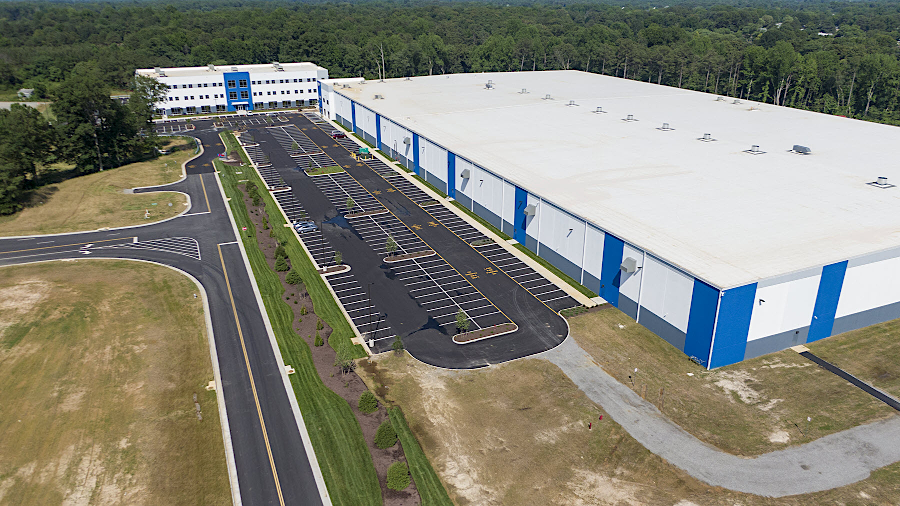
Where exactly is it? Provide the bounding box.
[240,184,419,505]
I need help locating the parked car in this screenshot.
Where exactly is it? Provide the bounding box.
[293,220,317,232]
[330,130,346,139]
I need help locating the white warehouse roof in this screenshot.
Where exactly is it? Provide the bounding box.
[333,70,900,289]
[136,62,325,78]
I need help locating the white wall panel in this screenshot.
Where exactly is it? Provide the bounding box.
[525,193,541,238]
[538,202,586,267]
[836,256,900,317]
[421,138,447,183]
[502,180,516,225]
[583,224,606,281]
[619,243,644,301]
[472,167,503,219]
[356,105,376,138]
[640,255,693,333]
[335,94,352,121]
[747,274,821,341]
[455,157,475,203]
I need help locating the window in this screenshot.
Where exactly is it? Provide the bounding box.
[175,97,179,100]
[293,79,298,83]
[188,84,193,88]
[295,90,298,94]
[172,84,179,89]
[240,91,249,99]
[266,91,270,96]
[280,90,284,95]
[203,83,208,87]
[269,101,277,109]
[216,104,226,112]
[239,79,247,87]
[254,102,263,109]
[171,107,183,115]
[229,92,238,100]
[306,78,311,82]
[286,90,291,94]
[299,90,303,94]
[265,80,270,84]
[186,106,196,114]
[190,96,194,100]
[227,80,236,88]
[282,101,291,108]
[201,105,211,113]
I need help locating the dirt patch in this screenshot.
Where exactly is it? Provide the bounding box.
[241,183,419,506]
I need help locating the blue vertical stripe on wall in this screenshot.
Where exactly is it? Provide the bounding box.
[683,279,720,365]
[599,235,625,307]
[375,114,381,148]
[807,260,849,342]
[223,71,252,111]
[447,152,456,198]
[317,82,322,113]
[412,134,420,175]
[708,283,757,368]
[351,102,357,133]
[513,186,528,244]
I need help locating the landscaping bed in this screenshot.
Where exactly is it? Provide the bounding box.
[452,322,518,344]
[306,165,345,176]
[346,209,388,218]
[384,250,435,263]
[319,264,350,275]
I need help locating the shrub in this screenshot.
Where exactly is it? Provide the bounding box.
[285,270,302,284]
[275,245,287,259]
[316,319,323,331]
[358,391,378,414]
[392,336,404,353]
[374,420,397,449]
[274,256,289,272]
[386,462,410,491]
[314,331,323,347]
[300,306,308,315]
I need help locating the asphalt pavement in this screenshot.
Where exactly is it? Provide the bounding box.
[0,126,327,506]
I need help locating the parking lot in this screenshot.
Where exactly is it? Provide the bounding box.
[362,158,400,178]
[386,177,437,205]
[346,213,432,258]
[391,255,511,331]
[309,171,384,214]
[268,125,320,155]
[423,205,489,244]
[325,271,396,346]
[475,243,578,311]
[153,122,194,135]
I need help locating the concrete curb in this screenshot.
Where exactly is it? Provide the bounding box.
[0,257,242,506]
[215,133,333,506]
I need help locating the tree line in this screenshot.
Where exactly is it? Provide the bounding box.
[0,64,163,214]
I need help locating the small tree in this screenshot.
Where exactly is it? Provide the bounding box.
[275,256,290,271]
[314,331,323,347]
[334,251,343,265]
[291,140,299,153]
[275,244,287,259]
[345,196,355,212]
[300,305,308,316]
[285,269,302,284]
[455,309,470,333]
[386,235,398,257]
[334,339,355,375]
[392,336,404,354]
[358,391,378,414]
[316,319,323,330]
[374,420,398,449]
[386,462,411,491]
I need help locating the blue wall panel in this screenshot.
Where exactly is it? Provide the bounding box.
[447,152,456,198]
[412,134,420,175]
[375,114,381,148]
[807,260,849,342]
[513,186,527,244]
[599,235,624,306]
[224,72,252,111]
[351,102,357,133]
[683,279,719,366]
[709,283,756,368]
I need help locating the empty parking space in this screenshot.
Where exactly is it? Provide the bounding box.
[387,177,436,205]
[363,159,400,178]
[269,125,320,155]
[475,243,579,312]
[347,213,431,257]
[309,171,384,214]
[423,206,490,243]
[271,189,308,222]
[240,142,269,166]
[390,256,510,331]
[302,112,329,125]
[255,166,283,188]
[324,272,396,346]
[153,122,194,135]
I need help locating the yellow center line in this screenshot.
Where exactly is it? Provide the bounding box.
[200,173,212,213]
[1,236,134,255]
[217,244,286,506]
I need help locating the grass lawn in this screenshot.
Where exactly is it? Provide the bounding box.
[0,260,230,505]
[306,165,345,176]
[216,134,380,505]
[568,307,896,456]
[0,139,193,236]
[360,349,900,505]
[388,407,453,506]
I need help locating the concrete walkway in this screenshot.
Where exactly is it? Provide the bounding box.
[538,337,900,497]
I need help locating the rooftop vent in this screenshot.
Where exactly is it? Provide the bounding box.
[792,145,811,155]
[698,133,716,142]
[208,64,216,71]
[374,94,384,100]
[155,67,166,77]
[593,106,607,114]
[543,94,552,100]
[657,122,674,131]
[567,100,578,107]
[485,80,494,89]
[623,114,638,122]
[519,88,528,94]
[715,96,725,101]
[868,176,895,189]
[272,62,283,71]
[231,66,238,72]
[733,99,741,105]
[745,144,766,155]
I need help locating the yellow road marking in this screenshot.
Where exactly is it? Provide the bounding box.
[1,237,132,255]
[217,244,286,506]
[200,174,212,213]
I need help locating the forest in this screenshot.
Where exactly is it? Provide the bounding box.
[1,0,900,212]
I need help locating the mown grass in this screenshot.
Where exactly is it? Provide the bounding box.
[388,407,453,506]
[0,261,230,505]
[306,165,345,176]
[218,133,379,505]
[0,139,192,236]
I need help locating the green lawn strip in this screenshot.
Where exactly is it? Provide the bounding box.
[411,175,447,199]
[216,152,379,505]
[306,165,345,176]
[447,201,597,299]
[388,407,453,506]
[376,150,397,163]
[334,121,350,132]
[352,133,376,149]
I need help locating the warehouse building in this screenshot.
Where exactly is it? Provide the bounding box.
[319,70,900,369]
[136,62,328,116]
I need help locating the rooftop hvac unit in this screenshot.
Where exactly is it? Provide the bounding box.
[543,94,552,100]
[715,96,725,101]
[567,100,578,106]
[460,168,471,179]
[792,145,811,155]
[155,67,166,77]
[621,257,638,273]
[374,94,384,99]
[231,67,238,72]
[519,88,528,94]
[733,99,741,104]
[523,204,537,216]
[698,132,716,142]
[208,64,216,71]
[593,106,606,114]
[658,122,674,131]
[623,114,637,122]
[746,144,765,154]
[403,137,411,145]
